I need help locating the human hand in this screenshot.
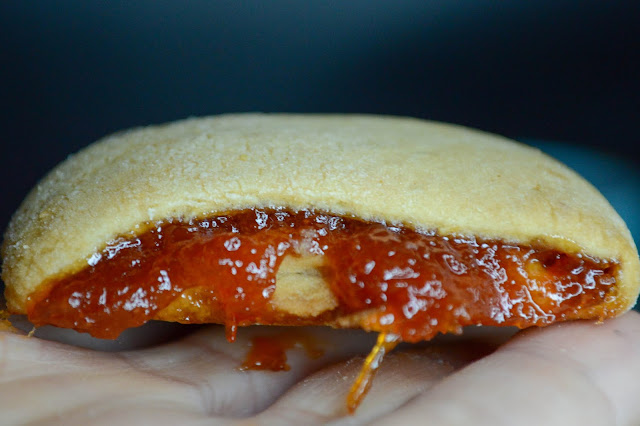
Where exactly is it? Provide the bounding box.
[2,312,639,425]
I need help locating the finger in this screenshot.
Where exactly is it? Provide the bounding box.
[372,311,640,426]
[3,320,380,420]
[252,338,498,425]
[119,325,381,417]
[0,330,201,425]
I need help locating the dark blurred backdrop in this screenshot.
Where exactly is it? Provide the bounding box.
[1,1,639,244]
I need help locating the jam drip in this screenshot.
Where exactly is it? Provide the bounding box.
[27,209,618,340]
[347,332,400,413]
[239,330,324,372]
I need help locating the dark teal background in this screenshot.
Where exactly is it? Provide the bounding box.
[1,2,638,307]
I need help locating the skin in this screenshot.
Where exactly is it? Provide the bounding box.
[1,312,639,426]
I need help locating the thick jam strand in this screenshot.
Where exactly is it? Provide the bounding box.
[27,209,618,340]
[347,332,400,413]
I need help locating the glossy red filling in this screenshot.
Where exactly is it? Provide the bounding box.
[27,208,618,341]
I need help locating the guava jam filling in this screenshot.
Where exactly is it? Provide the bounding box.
[26,208,618,341]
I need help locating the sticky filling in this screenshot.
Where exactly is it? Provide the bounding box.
[26,208,618,342]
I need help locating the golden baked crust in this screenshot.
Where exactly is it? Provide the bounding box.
[2,114,639,316]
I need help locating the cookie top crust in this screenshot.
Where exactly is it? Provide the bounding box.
[2,114,638,312]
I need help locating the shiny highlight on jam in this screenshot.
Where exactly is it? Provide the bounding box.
[27,209,618,342]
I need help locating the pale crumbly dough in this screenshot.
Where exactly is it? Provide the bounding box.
[155,255,339,322]
[2,114,639,320]
[270,255,337,317]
